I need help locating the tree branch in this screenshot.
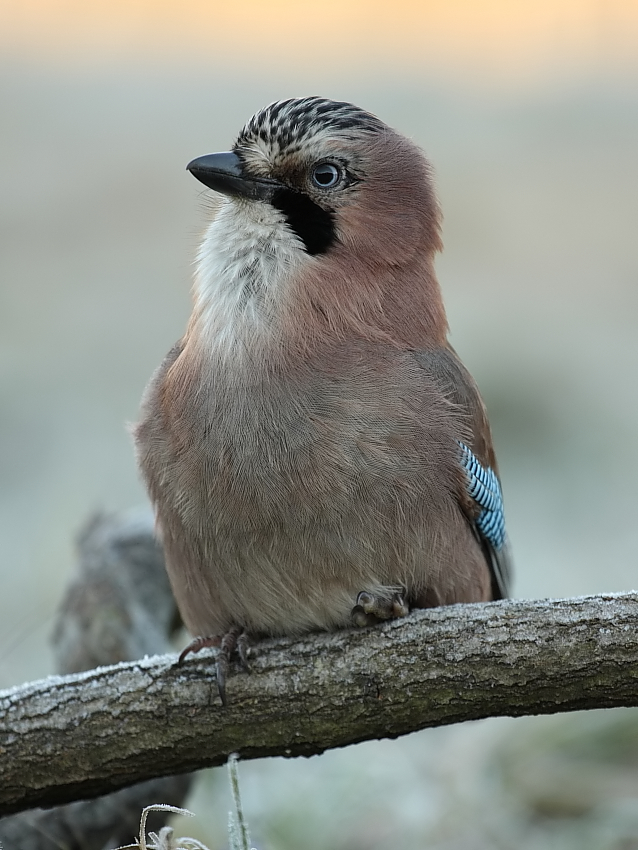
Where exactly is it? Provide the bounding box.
[3,591,638,816]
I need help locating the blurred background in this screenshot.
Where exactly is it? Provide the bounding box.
[1,1,638,847]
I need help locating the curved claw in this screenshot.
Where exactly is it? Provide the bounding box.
[178,634,221,664]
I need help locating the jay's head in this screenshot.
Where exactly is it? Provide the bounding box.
[188,97,442,269]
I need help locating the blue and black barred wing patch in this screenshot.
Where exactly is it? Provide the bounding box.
[458,442,506,550]
[458,441,510,599]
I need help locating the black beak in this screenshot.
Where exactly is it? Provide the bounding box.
[186,151,280,202]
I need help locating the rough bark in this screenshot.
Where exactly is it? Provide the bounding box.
[2,589,638,817]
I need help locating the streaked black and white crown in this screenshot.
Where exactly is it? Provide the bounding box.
[235,97,384,150]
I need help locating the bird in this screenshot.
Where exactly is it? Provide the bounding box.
[134,96,512,703]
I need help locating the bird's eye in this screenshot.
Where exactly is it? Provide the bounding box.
[311,162,341,189]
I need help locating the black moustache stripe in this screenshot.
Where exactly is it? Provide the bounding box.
[270,188,336,256]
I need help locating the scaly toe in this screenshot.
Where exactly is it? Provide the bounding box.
[351,605,377,628]
[236,631,252,673]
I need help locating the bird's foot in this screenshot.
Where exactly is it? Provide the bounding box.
[351,589,409,627]
[178,626,250,705]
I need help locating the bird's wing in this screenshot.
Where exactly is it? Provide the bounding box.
[414,344,513,599]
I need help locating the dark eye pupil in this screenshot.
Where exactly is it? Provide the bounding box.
[313,163,340,187]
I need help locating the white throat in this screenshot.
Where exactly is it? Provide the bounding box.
[193,198,304,356]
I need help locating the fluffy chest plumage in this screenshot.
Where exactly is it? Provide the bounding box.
[161,342,461,536]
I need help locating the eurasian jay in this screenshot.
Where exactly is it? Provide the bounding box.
[134,97,512,703]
